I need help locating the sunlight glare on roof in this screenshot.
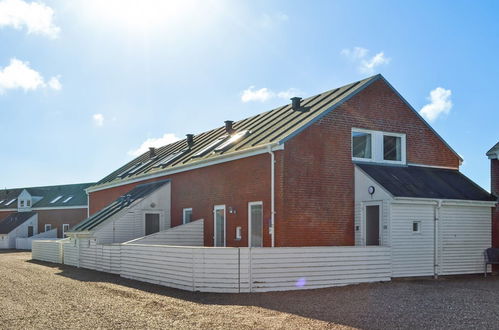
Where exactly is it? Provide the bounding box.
[214,130,250,152]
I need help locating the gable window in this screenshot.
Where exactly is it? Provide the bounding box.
[352,131,372,159]
[384,135,402,161]
[183,208,193,224]
[44,224,52,232]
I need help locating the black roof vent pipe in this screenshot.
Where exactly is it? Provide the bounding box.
[186,134,194,148]
[291,97,302,111]
[148,147,157,158]
[225,120,234,134]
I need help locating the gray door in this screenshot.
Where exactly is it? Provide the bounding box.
[145,213,160,236]
[365,205,380,245]
[249,202,263,247]
[214,205,225,247]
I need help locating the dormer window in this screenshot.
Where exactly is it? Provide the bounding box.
[27,200,31,207]
[20,200,24,207]
[352,128,406,164]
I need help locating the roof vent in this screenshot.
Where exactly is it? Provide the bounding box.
[291,97,302,111]
[225,120,234,134]
[186,134,194,148]
[148,147,157,159]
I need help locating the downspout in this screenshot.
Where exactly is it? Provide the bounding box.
[434,199,442,279]
[267,146,276,248]
[86,191,90,218]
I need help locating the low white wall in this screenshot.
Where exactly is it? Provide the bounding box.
[125,219,204,246]
[16,229,58,250]
[32,240,64,264]
[63,240,78,267]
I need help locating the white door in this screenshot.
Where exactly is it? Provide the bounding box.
[248,202,263,247]
[214,205,226,247]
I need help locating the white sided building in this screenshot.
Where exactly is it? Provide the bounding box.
[0,212,38,249]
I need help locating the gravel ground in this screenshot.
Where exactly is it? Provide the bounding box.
[1,251,499,330]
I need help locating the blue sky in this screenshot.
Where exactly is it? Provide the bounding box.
[0,0,497,191]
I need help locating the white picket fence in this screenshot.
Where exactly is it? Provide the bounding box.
[16,229,58,250]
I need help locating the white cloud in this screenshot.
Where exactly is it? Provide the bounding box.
[0,58,61,93]
[419,87,453,122]
[128,133,181,157]
[241,86,301,103]
[259,12,288,28]
[341,47,390,74]
[0,0,60,38]
[92,113,104,126]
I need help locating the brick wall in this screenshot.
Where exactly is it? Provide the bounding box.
[89,153,281,247]
[278,79,460,246]
[36,208,88,238]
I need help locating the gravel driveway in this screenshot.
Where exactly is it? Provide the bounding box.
[1,251,499,329]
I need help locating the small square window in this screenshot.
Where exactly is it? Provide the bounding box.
[383,135,402,161]
[44,224,52,232]
[352,131,372,159]
[183,208,192,224]
[412,221,421,233]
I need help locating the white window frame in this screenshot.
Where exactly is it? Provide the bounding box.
[182,208,193,224]
[62,224,70,237]
[44,224,52,232]
[248,201,263,247]
[352,128,406,165]
[412,221,421,234]
[213,205,226,247]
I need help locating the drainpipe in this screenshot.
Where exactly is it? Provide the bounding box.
[267,146,276,247]
[434,199,442,279]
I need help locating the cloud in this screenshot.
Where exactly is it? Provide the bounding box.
[0,0,60,38]
[0,58,61,93]
[341,47,390,74]
[259,12,288,29]
[241,86,302,103]
[128,133,181,157]
[419,87,452,122]
[92,113,104,126]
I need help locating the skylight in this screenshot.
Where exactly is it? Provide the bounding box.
[0,200,4,204]
[192,135,228,158]
[118,162,143,178]
[154,150,186,168]
[50,196,63,203]
[5,199,16,206]
[62,196,73,203]
[128,159,155,175]
[214,130,250,152]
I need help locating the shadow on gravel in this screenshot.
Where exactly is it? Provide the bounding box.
[27,258,499,330]
[0,249,30,254]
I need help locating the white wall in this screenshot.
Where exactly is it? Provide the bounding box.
[15,228,57,250]
[32,240,63,263]
[126,219,204,246]
[91,183,171,244]
[0,214,38,249]
[354,167,392,246]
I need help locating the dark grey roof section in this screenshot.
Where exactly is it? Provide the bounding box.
[93,75,381,188]
[71,180,170,232]
[0,212,36,234]
[0,183,93,210]
[486,142,499,158]
[357,163,496,202]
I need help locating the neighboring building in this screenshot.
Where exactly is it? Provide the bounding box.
[78,73,495,272]
[0,183,93,238]
[487,142,499,248]
[0,212,37,249]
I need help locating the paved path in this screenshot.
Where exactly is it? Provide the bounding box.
[1,251,499,329]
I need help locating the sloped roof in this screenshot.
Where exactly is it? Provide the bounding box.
[357,163,496,201]
[486,142,499,159]
[70,180,170,232]
[0,212,36,234]
[0,183,93,210]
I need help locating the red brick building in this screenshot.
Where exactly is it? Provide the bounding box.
[83,74,494,248]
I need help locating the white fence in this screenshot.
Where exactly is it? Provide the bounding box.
[32,239,65,264]
[16,229,58,250]
[126,220,204,246]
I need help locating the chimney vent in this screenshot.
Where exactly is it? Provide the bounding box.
[186,134,194,148]
[225,120,234,134]
[291,97,302,111]
[148,147,157,158]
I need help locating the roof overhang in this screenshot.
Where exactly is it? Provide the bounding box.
[87,142,284,193]
[392,196,497,207]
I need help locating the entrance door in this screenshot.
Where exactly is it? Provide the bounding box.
[145,213,160,236]
[214,205,226,247]
[27,226,33,237]
[365,205,380,246]
[248,202,263,247]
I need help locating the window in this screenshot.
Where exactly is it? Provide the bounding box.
[5,199,16,206]
[214,130,250,152]
[20,200,24,207]
[183,208,192,224]
[352,131,372,159]
[154,150,187,168]
[62,196,73,203]
[192,135,228,158]
[412,221,421,233]
[27,226,33,237]
[50,196,63,203]
[0,200,4,204]
[145,213,160,235]
[44,224,52,232]
[62,224,70,237]
[26,200,31,207]
[384,135,402,161]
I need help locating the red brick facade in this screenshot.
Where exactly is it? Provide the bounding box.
[88,79,460,247]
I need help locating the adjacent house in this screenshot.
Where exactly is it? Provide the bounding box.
[0,212,38,249]
[0,183,93,240]
[67,74,496,278]
[487,142,499,248]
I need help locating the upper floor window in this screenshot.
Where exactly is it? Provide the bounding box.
[20,200,24,207]
[183,208,193,224]
[352,129,406,164]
